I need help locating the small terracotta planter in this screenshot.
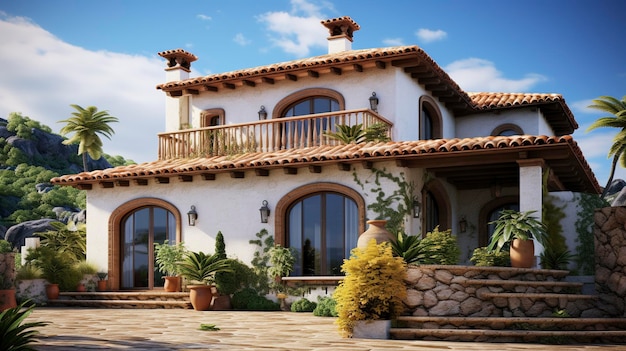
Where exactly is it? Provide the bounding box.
[163,276,181,292]
[97,280,108,291]
[0,289,17,311]
[45,283,60,300]
[188,285,215,311]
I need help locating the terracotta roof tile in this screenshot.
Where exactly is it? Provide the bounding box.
[50,135,599,193]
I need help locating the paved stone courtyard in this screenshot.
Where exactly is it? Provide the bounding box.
[25,307,626,350]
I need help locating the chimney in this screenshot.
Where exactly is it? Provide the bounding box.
[321,16,360,54]
[158,49,198,82]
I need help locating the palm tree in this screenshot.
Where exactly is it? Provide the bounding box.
[59,104,119,172]
[586,95,626,198]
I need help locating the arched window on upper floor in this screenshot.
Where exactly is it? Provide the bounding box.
[420,96,443,140]
[201,108,225,127]
[491,123,523,136]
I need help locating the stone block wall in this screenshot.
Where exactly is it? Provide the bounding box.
[594,206,626,317]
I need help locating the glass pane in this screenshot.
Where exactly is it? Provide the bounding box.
[153,208,167,287]
[288,202,303,275]
[302,195,321,275]
[422,108,433,140]
[133,208,150,288]
[344,199,358,258]
[326,194,344,275]
[122,215,134,288]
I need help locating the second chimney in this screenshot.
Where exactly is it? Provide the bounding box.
[321,16,360,54]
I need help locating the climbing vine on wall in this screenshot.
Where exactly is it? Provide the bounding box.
[574,193,608,275]
[352,167,415,235]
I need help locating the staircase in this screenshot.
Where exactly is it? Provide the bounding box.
[391,265,626,344]
[49,291,192,309]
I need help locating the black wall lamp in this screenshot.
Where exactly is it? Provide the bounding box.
[258,105,267,120]
[412,197,421,218]
[259,200,270,223]
[187,205,198,226]
[459,216,467,233]
[369,92,379,112]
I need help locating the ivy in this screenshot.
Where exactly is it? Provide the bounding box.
[574,193,608,275]
[353,167,415,235]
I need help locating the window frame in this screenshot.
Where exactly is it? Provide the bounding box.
[419,95,443,140]
[491,123,524,136]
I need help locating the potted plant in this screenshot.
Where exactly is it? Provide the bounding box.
[26,246,81,299]
[0,239,17,311]
[333,239,407,339]
[96,272,108,291]
[177,251,231,311]
[487,209,548,268]
[154,240,187,292]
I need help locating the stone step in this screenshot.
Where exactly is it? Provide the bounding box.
[59,291,190,301]
[390,327,626,344]
[396,316,626,330]
[480,292,597,301]
[435,265,570,281]
[49,299,192,309]
[465,279,583,293]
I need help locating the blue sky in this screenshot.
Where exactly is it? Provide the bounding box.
[0,0,624,187]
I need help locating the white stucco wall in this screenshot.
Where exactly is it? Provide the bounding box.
[85,161,419,272]
[455,108,555,138]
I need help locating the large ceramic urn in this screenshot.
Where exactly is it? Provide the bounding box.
[357,220,395,249]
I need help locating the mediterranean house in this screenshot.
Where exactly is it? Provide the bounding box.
[51,17,599,291]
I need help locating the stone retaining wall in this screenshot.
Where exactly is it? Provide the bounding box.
[594,206,626,317]
[403,265,607,318]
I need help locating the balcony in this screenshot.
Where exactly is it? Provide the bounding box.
[158,109,393,160]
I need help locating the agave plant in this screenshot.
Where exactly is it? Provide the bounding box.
[0,302,49,351]
[177,251,232,285]
[324,124,366,144]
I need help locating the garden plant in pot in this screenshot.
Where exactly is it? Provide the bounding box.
[177,251,232,311]
[154,240,188,292]
[334,239,407,339]
[27,246,81,299]
[487,209,548,268]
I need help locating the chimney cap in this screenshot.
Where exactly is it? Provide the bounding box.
[158,49,198,70]
[321,16,360,41]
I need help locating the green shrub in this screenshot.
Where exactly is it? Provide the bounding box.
[418,227,460,265]
[470,247,510,267]
[313,296,337,317]
[231,288,280,311]
[0,301,49,351]
[16,264,42,280]
[215,259,255,295]
[290,298,317,312]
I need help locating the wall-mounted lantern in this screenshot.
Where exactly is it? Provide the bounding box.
[369,92,379,112]
[259,200,271,223]
[412,198,421,218]
[258,105,267,120]
[187,205,198,226]
[459,216,467,233]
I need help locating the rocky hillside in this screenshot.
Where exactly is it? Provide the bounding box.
[0,112,131,247]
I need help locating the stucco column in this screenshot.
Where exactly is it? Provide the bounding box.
[517,159,545,266]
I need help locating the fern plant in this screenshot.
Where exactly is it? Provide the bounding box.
[333,239,406,337]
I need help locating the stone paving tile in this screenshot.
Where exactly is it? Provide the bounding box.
[24,307,626,351]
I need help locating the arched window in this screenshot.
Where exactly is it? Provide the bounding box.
[478,196,519,247]
[275,183,365,276]
[201,108,225,127]
[491,123,523,136]
[108,198,182,291]
[121,206,176,289]
[420,96,442,140]
[273,88,345,149]
[422,180,450,235]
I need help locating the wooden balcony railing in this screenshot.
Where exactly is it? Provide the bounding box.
[157,109,393,160]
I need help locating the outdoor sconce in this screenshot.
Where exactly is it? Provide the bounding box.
[459,216,467,233]
[259,200,270,223]
[412,198,421,218]
[258,105,267,120]
[187,205,198,226]
[369,92,379,112]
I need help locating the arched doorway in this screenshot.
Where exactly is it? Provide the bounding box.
[109,198,182,290]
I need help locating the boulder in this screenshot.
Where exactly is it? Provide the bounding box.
[4,219,56,248]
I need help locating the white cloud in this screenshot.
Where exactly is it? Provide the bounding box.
[382,38,405,46]
[197,14,212,21]
[0,14,164,163]
[415,28,447,43]
[256,0,329,57]
[570,99,596,115]
[234,33,251,46]
[445,58,547,92]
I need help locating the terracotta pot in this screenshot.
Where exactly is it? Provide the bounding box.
[357,220,394,249]
[97,280,108,291]
[45,283,60,300]
[76,283,86,292]
[510,238,535,268]
[0,289,17,311]
[163,276,181,292]
[211,294,232,310]
[188,285,215,311]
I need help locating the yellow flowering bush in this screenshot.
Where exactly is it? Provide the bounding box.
[334,239,407,337]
